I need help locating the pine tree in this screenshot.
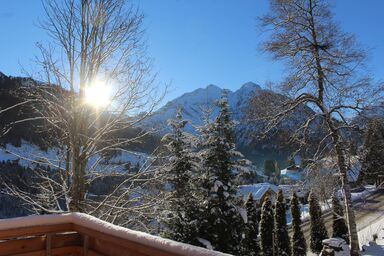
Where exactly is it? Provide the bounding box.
[161,109,199,244]
[241,193,260,256]
[332,192,349,244]
[260,197,274,256]
[274,190,291,256]
[309,190,328,253]
[361,118,384,185]
[196,92,244,254]
[264,159,276,178]
[291,192,306,256]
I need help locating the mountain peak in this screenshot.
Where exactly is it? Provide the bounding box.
[204,84,224,94]
[239,81,261,91]
[182,84,223,100]
[205,84,221,90]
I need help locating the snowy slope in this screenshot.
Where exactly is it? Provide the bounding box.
[0,140,148,173]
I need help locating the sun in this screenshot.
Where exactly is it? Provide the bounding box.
[84,79,111,108]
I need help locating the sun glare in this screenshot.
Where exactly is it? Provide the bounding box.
[84,79,111,108]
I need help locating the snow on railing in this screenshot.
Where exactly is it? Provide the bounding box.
[0,213,231,256]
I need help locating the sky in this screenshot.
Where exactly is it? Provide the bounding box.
[0,0,383,102]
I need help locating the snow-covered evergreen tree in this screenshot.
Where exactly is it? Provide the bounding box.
[161,109,200,244]
[196,92,244,254]
[361,118,384,185]
[260,197,274,256]
[332,192,349,244]
[274,189,291,256]
[309,190,328,253]
[241,193,260,256]
[290,192,306,256]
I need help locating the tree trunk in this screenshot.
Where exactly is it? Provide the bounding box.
[70,147,80,212]
[334,138,360,255]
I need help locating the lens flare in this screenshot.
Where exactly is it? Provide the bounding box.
[84,79,111,108]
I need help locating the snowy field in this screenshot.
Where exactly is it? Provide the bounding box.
[0,140,148,173]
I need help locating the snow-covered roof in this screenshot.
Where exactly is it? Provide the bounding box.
[238,183,278,200]
[280,165,301,174]
[280,169,303,181]
[322,237,347,248]
[278,184,307,198]
[0,213,230,256]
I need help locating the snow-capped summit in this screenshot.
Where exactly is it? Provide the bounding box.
[236,81,262,95]
[142,81,319,165]
[143,82,263,133]
[205,84,222,92]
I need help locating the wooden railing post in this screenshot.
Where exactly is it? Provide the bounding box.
[83,234,89,256]
[46,233,52,256]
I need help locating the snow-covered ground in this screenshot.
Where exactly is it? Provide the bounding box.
[337,185,377,202]
[287,185,377,224]
[0,140,148,173]
[0,141,62,168]
[360,219,384,255]
[286,201,331,224]
[238,182,377,225]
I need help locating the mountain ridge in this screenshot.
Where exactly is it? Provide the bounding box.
[142,81,305,166]
[2,71,381,167]
[143,81,264,133]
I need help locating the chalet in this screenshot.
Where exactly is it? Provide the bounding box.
[278,184,309,204]
[238,183,278,206]
[280,165,304,184]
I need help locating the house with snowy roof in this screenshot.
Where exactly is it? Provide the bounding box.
[278,184,309,204]
[280,165,305,184]
[238,183,279,205]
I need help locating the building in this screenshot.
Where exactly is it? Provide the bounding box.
[239,183,279,206]
[280,165,304,184]
[278,184,309,204]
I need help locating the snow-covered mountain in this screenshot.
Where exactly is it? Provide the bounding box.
[143,82,263,134]
[143,82,310,166]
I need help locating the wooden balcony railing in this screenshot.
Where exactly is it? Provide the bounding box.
[0,213,230,256]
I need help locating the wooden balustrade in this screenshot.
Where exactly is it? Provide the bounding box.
[0,213,230,256]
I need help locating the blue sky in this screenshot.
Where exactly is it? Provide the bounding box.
[0,0,383,102]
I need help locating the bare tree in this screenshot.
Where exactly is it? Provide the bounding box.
[0,100,35,137]
[2,0,165,230]
[249,0,383,254]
